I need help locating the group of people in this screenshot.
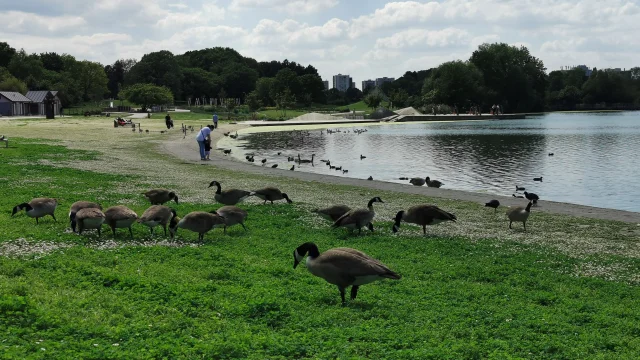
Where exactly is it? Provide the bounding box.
[194,113,219,161]
[491,104,502,115]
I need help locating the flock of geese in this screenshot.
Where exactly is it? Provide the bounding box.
[10,177,538,304]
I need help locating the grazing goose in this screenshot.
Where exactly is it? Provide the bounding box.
[253,187,292,204]
[75,208,105,236]
[69,201,102,232]
[506,202,533,231]
[342,169,348,174]
[409,177,426,186]
[513,194,525,199]
[548,153,554,156]
[138,205,176,236]
[398,177,409,180]
[271,164,278,168]
[524,191,540,204]
[104,205,138,238]
[12,198,58,224]
[223,132,230,137]
[261,159,267,165]
[212,206,248,233]
[425,177,444,188]
[485,200,500,212]
[333,197,384,235]
[516,186,525,191]
[533,177,543,182]
[313,205,352,222]
[169,211,225,241]
[360,155,366,160]
[208,181,253,205]
[143,189,179,205]
[367,176,373,181]
[392,205,457,235]
[293,242,401,304]
[229,132,238,139]
[290,165,295,171]
[223,149,232,155]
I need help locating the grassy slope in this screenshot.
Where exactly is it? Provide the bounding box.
[339,101,392,113]
[1,124,640,357]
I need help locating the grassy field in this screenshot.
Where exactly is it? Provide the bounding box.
[2,118,640,358]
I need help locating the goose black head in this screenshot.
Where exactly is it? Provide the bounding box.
[367,197,384,207]
[170,192,179,204]
[282,193,293,203]
[392,211,405,233]
[293,242,320,269]
[11,203,30,217]
[208,180,219,188]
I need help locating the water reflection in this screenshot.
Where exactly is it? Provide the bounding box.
[236,112,640,212]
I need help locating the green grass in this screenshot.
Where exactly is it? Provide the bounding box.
[2,140,640,358]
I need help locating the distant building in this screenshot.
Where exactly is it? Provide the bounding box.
[362,80,376,92]
[323,80,329,91]
[25,91,61,117]
[375,77,395,87]
[563,65,592,77]
[0,92,32,116]
[332,74,353,92]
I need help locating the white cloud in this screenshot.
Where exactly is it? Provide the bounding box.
[229,0,338,15]
[0,11,86,33]
[375,28,470,50]
[248,18,349,47]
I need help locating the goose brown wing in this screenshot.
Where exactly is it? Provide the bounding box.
[332,208,371,228]
[319,249,401,279]
[318,205,351,221]
[105,206,138,221]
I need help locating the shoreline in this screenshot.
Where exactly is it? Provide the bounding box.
[162,122,640,224]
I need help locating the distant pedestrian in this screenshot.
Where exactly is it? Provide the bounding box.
[497,104,502,115]
[165,113,174,129]
[213,113,218,129]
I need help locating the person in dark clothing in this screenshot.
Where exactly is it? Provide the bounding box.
[165,113,174,129]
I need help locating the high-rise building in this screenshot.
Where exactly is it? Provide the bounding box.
[323,80,329,91]
[362,80,376,92]
[375,77,395,87]
[332,74,353,92]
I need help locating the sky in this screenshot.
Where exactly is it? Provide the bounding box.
[1,0,639,89]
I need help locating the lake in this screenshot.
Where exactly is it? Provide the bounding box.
[235,111,640,212]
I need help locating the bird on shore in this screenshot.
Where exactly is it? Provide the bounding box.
[223,132,230,137]
[209,181,253,205]
[533,177,543,182]
[211,206,248,233]
[271,164,278,168]
[548,153,554,156]
[333,197,384,235]
[169,211,225,241]
[367,176,373,181]
[104,205,138,238]
[513,194,525,198]
[399,177,409,180]
[75,208,105,236]
[253,187,292,204]
[230,132,238,139]
[506,201,533,231]
[223,149,232,155]
[293,242,401,304]
[335,166,342,171]
[360,155,366,160]
[392,205,457,235]
[485,200,500,212]
[277,152,282,155]
[261,159,267,165]
[516,186,525,191]
[143,189,179,205]
[343,169,348,174]
[426,177,444,188]
[12,198,58,224]
[314,204,352,222]
[69,201,102,232]
[524,191,540,204]
[290,165,295,171]
[410,177,426,186]
[138,205,176,236]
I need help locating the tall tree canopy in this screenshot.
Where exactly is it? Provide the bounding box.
[125,51,183,99]
[422,60,484,108]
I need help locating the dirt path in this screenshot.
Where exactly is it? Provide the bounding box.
[162,123,640,224]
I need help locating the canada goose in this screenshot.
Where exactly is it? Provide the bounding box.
[343,169,348,174]
[290,165,295,171]
[367,176,373,181]
[512,194,525,199]
[516,186,525,191]
[75,208,105,236]
[131,127,136,132]
[293,242,401,304]
[253,187,292,204]
[223,149,232,155]
[333,197,383,235]
[425,177,444,188]
[169,211,225,241]
[11,198,58,224]
[211,206,248,233]
[145,129,149,133]
[277,152,282,155]
[69,201,102,232]
[261,159,267,165]
[313,205,352,222]
[104,205,138,238]
[138,205,176,236]
[533,177,543,182]
[224,132,230,137]
[409,177,426,186]
[297,154,315,164]
[506,202,533,231]
[335,166,342,171]
[208,181,253,205]
[360,154,366,160]
[392,205,456,235]
[485,200,500,212]
[548,153,554,156]
[143,189,179,205]
[271,164,278,168]
[524,191,540,204]
[230,132,238,139]
[330,165,336,169]
[398,177,409,180]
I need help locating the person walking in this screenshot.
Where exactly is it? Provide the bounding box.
[212,113,219,129]
[165,113,174,129]
[196,125,214,161]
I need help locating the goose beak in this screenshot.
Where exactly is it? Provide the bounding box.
[293,250,302,269]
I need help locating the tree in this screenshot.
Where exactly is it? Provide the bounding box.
[8,49,44,85]
[275,88,296,118]
[470,43,547,112]
[121,83,174,111]
[0,42,16,68]
[344,87,363,104]
[389,88,409,108]
[0,76,27,93]
[74,61,108,101]
[271,68,301,100]
[105,58,137,98]
[245,91,262,117]
[298,74,325,104]
[422,60,484,109]
[39,52,65,72]
[364,91,383,110]
[255,77,276,106]
[125,51,183,98]
[181,67,220,99]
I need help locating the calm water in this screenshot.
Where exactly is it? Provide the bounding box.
[235,112,640,212]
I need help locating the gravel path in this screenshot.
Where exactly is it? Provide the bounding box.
[162,123,640,224]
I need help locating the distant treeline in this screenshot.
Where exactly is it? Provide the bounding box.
[0,41,638,113]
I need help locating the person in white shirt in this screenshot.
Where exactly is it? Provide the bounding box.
[196,125,214,160]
